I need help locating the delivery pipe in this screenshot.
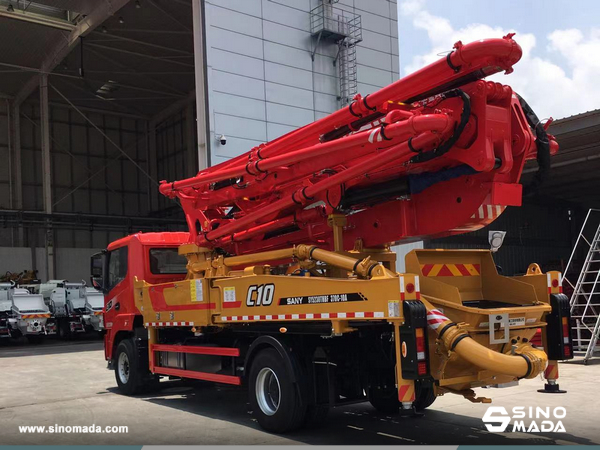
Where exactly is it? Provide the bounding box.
[421,298,547,379]
[196,130,446,247]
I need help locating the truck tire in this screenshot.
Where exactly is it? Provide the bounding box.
[248,348,307,433]
[369,380,436,413]
[414,381,436,411]
[58,319,71,340]
[114,339,159,395]
[368,385,399,413]
[304,404,329,427]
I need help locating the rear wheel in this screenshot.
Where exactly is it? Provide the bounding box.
[58,319,71,340]
[368,385,399,413]
[248,348,307,433]
[114,339,159,395]
[414,380,436,410]
[304,404,329,427]
[368,380,436,413]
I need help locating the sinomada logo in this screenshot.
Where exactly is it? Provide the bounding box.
[482,406,567,433]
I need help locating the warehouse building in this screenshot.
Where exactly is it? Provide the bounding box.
[0,0,399,282]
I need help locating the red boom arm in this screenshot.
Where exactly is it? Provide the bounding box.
[159,35,557,255]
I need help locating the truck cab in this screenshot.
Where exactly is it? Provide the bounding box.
[92,232,190,366]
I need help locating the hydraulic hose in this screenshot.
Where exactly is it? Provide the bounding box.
[516,93,551,196]
[421,298,547,379]
[410,89,471,164]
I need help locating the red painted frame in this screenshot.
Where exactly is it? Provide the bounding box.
[150,344,242,386]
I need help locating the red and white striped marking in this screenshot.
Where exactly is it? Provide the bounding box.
[547,272,563,294]
[145,321,195,327]
[367,127,383,144]
[426,309,449,330]
[220,312,385,322]
[399,275,421,300]
[471,204,506,220]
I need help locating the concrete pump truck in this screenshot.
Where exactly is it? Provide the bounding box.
[93,35,573,433]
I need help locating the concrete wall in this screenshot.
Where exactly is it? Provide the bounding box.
[0,247,102,282]
[204,0,399,165]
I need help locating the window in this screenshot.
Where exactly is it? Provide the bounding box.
[149,248,187,275]
[107,246,128,291]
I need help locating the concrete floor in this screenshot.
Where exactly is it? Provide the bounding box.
[0,339,598,445]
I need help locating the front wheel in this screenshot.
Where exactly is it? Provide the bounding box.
[114,339,159,395]
[248,348,307,433]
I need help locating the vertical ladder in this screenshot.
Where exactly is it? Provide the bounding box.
[338,41,358,105]
[565,209,600,363]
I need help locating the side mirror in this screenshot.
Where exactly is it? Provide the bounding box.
[90,251,106,292]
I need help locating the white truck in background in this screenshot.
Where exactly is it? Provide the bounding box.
[21,280,105,339]
[0,283,52,341]
[50,281,104,337]
[0,283,13,339]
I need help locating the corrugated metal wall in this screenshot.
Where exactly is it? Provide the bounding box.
[0,102,151,249]
[427,203,584,275]
[204,0,400,165]
[155,109,195,213]
[0,101,10,211]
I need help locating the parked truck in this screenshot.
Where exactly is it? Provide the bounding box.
[0,283,52,341]
[50,282,105,337]
[21,280,105,338]
[95,36,573,433]
[0,283,14,339]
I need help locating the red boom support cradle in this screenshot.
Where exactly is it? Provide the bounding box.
[159,35,558,255]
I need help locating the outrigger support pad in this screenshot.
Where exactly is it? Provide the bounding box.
[538,381,567,394]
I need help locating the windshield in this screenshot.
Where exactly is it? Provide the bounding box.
[149,248,187,275]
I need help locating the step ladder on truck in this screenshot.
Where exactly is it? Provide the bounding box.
[93,35,574,433]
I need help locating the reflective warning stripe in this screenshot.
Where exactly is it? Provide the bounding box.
[427,309,449,330]
[399,276,405,300]
[399,275,421,300]
[547,272,563,294]
[544,362,559,380]
[368,128,383,144]
[220,312,385,322]
[93,311,103,315]
[398,383,416,402]
[20,314,51,319]
[421,263,480,277]
[145,322,195,327]
[470,204,506,220]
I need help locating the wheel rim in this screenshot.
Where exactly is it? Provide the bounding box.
[256,367,281,416]
[118,352,130,384]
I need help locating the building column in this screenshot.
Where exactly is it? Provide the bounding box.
[10,102,24,246]
[192,0,210,170]
[185,102,197,177]
[39,74,55,280]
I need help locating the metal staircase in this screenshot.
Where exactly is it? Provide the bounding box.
[310,0,362,106]
[564,209,600,363]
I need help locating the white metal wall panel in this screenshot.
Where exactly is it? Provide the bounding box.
[392,241,424,273]
[206,0,399,161]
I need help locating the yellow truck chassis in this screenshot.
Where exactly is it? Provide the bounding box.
[131,242,573,431]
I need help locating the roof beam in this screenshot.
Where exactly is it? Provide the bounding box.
[0,9,75,31]
[14,0,132,106]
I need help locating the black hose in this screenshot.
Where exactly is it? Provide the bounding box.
[410,89,471,164]
[516,93,551,196]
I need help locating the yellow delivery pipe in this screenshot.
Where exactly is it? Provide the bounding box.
[421,298,547,379]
